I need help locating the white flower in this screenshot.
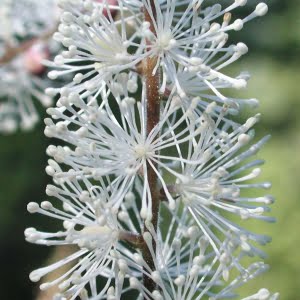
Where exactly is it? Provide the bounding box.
[128,203,271,300]
[0,0,58,46]
[26,0,277,299]
[49,0,267,113]
[25,174,135,300]
[0,0,59,133]
[131,1,268,99]
[44,83,275,248]
[47,0,145,99]
[0,43,53,133]
[44,86,207,219]
[170,109,275,255]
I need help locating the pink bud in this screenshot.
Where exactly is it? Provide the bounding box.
[95,0,118,18]
[23,43,50,75]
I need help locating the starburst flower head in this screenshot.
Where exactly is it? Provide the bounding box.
[0,0,59,133]
[127,203,273,300]
[0,43,53,133]
[44,82,275,237]
[44,85,214,219]
[48,0,145,99]
[25,175,134,300]
[49,0,267,115]
[140,0,268,99]
[168,110,275,255]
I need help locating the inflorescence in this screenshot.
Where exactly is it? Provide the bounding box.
[0,0,59,133]
[26,1,279,299]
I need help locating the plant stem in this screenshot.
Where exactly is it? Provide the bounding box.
[119,231,144,248]
[142,0,161,297]
[0,24,57,64]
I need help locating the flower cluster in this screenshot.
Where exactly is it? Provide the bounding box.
[26,1,278,299]
[47,0,267,110]
[0,0,59,133]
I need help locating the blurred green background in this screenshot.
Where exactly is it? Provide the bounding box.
[0,0,299,299]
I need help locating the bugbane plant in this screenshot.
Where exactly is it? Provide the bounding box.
[0,0,59,133]
[26,0,279,299]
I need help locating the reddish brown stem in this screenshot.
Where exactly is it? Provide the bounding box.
[142,0,161,297]
[0,25,58,65]
[119,231,144,248]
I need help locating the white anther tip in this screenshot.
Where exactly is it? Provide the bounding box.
[27,202,39,213]
[255,3,268,17]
